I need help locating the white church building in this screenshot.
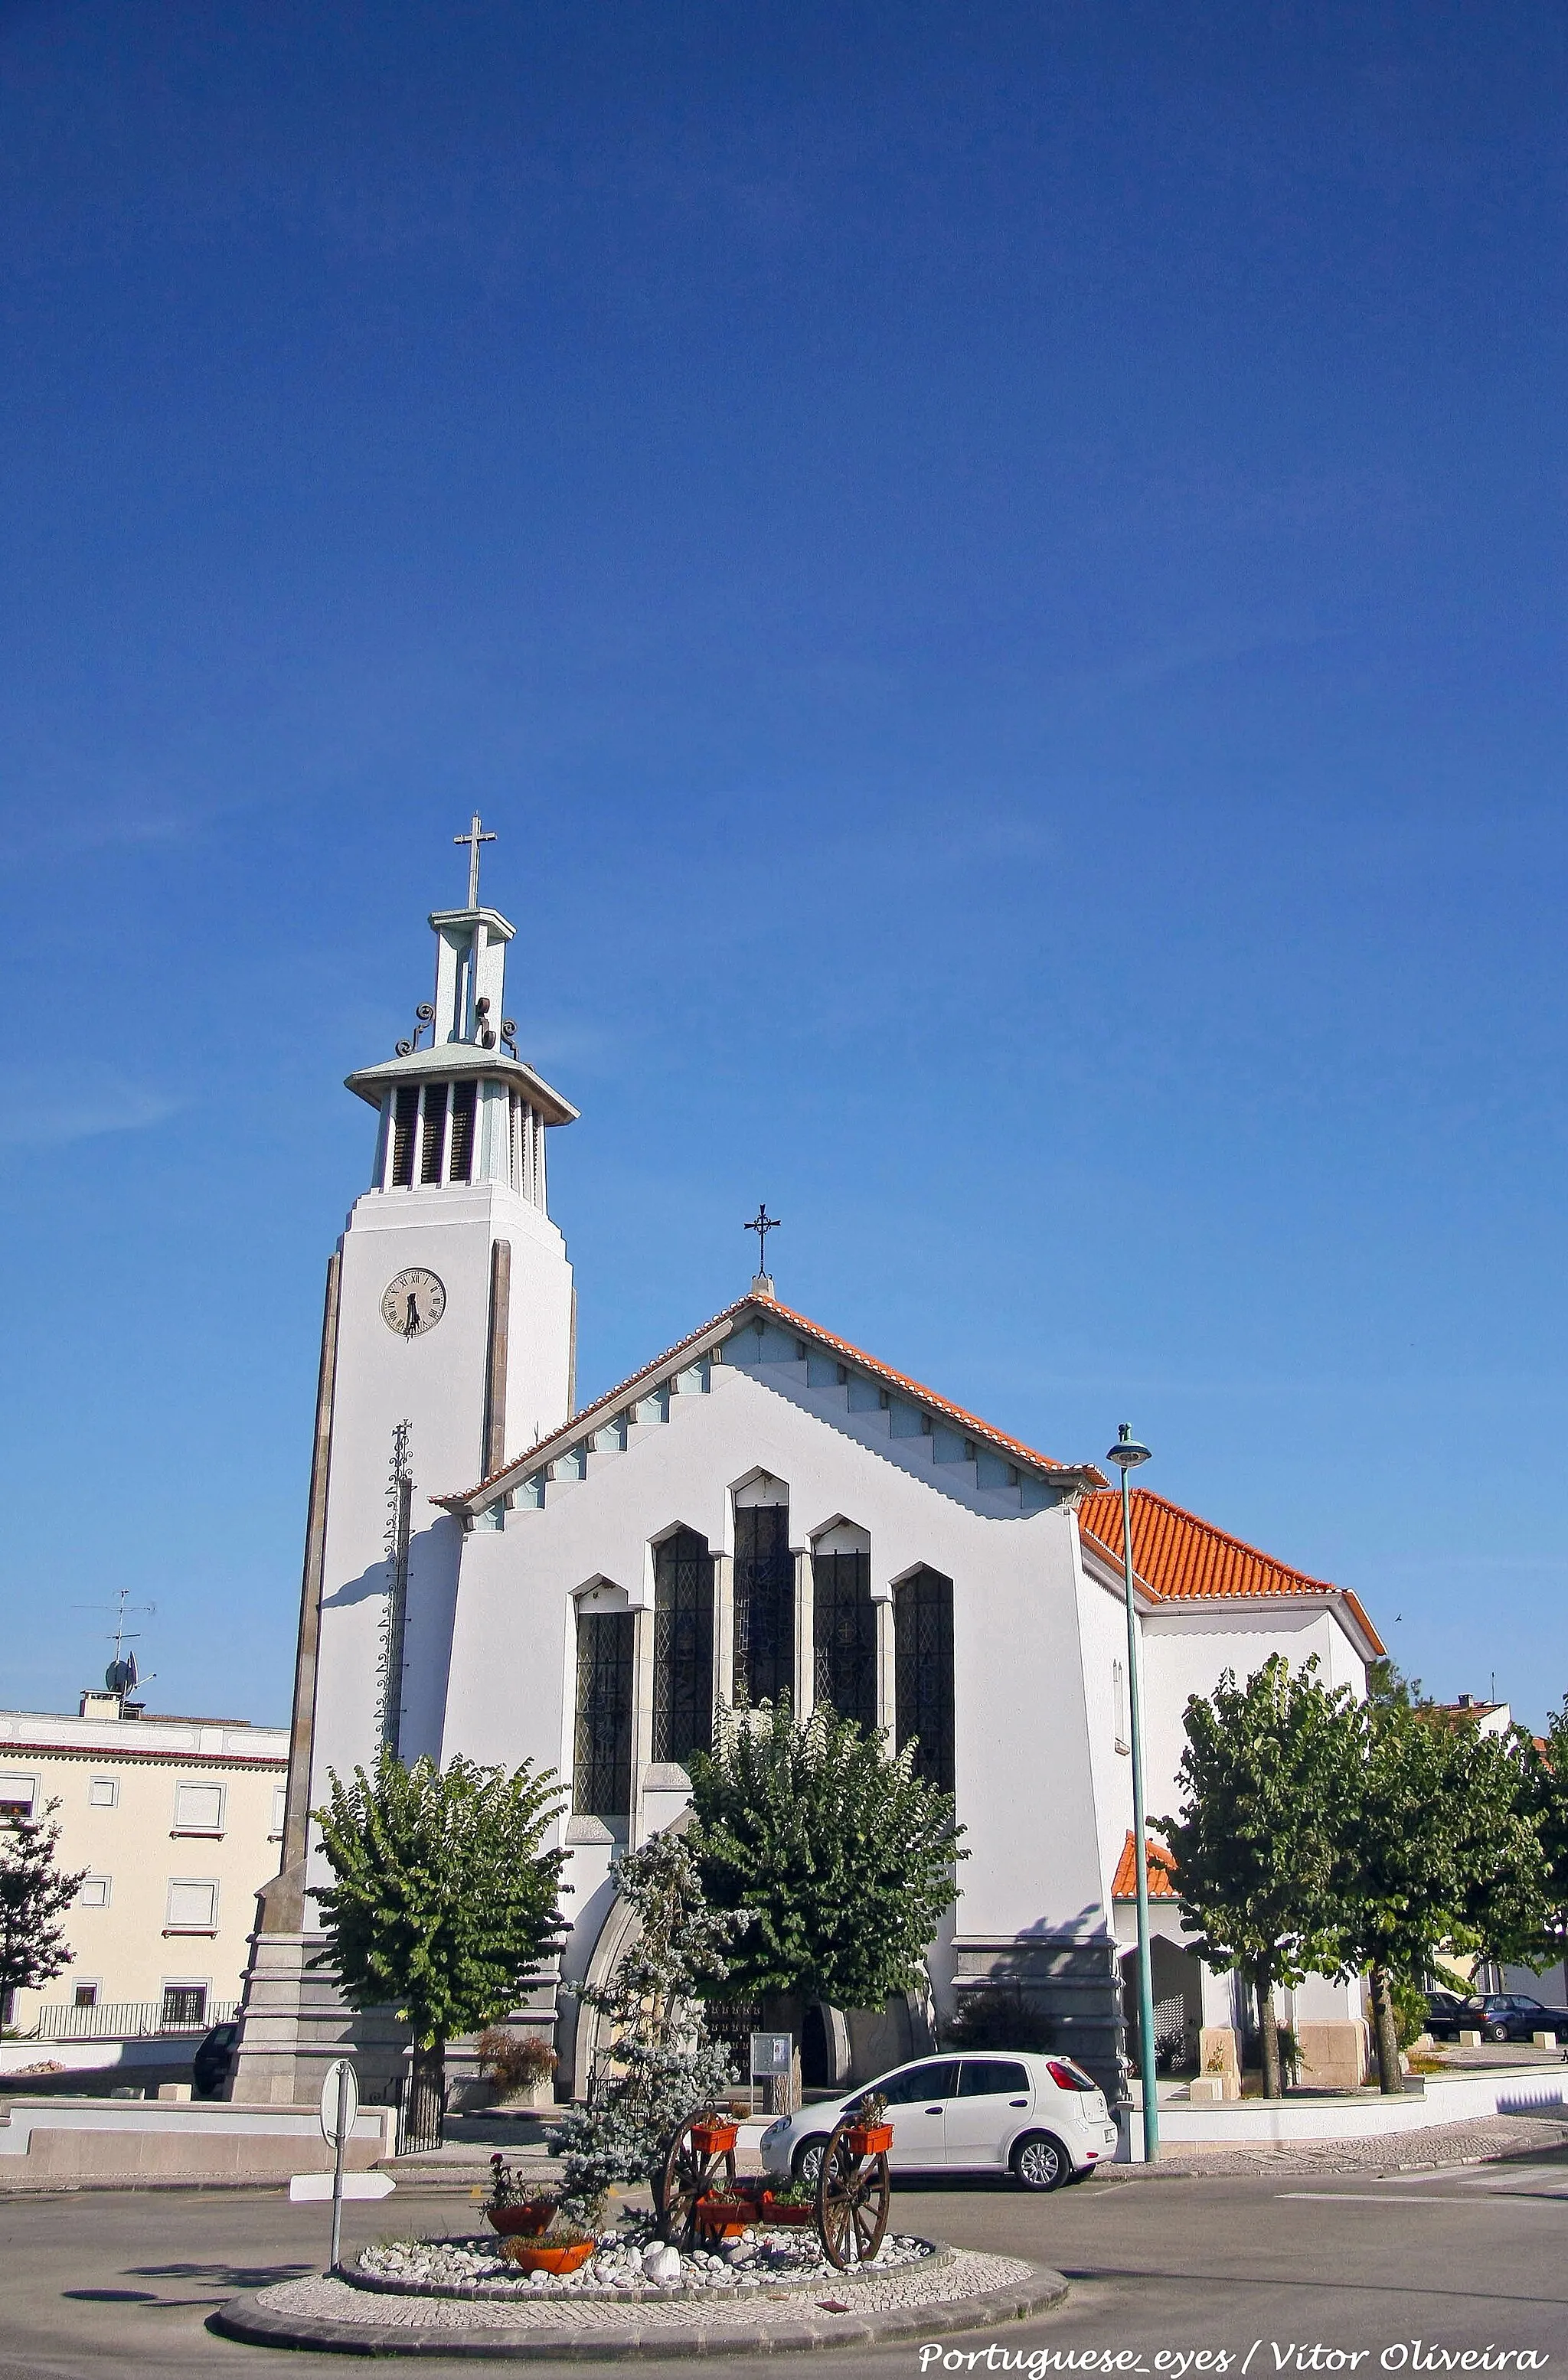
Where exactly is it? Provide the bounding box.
[228,836,1383,2114]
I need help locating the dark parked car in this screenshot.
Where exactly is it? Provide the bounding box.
[1459,1995,1568,2045]
[1423,1990,1471,2042]
[192,2021,238,2098]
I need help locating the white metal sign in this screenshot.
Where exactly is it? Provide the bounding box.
[319,2058,360,2147]
[750,2031,793,2078]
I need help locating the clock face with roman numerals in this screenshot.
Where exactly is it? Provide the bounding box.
[381,1268,446,1340]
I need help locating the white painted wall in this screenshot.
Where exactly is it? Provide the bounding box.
[305,1177,572,1892]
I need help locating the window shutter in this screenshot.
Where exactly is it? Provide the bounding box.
[174,1782,224,1832]
[167,1880,218,1929]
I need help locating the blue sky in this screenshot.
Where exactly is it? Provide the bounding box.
[2,2,1563,1728]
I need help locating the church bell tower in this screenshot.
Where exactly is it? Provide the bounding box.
[234,823,577,2100]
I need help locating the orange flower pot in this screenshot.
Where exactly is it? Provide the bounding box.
[486,2202,557,2238]
[757,2195,817,2227]
[501,2239,596,2275]
[689,2121,738,2155]
[845,2123,893,2155]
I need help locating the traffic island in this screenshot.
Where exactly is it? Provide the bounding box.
[211,2236,1069,2359]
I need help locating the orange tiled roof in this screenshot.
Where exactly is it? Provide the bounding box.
[1077,1486,1383,1652]
[1111,1831,1178,1900]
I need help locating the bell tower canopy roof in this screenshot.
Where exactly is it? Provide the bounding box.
[345,821,579,1127]
[345,1043,577,1121]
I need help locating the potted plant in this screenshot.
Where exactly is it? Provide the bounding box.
[484,2152,559,2238]
[476,2026,558,2110]
[688,2103,739,2156]
[498,2208,597,2276]
[844,2091,893,2156]
[756,2177,818,2228]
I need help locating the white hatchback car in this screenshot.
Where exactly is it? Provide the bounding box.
[760,2052,1119,2192]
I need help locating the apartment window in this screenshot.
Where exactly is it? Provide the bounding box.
[173,1781,224,1835]
[0,1773,37,1820]
[88,1776,119,1808]
[77,1876,111,1908]
[74,1983,100,2009]
[166,1879,219,1932]
[162,1983,209,2028]
[271,1783,286,1836]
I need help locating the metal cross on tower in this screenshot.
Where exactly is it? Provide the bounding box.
[745,1203,782,1278]
[454,812,497,908]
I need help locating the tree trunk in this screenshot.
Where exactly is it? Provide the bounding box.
[1369,1964,1403,2095]
[402,2039,446,2153]
[1257,1982,1282,2100]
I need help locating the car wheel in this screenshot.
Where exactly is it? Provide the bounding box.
[792,2137,830,2187]
[1012,2133,1071,2192]
[1485,2023,1510,2043]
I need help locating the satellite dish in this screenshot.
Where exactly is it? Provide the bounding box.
[105,1653,138,1696]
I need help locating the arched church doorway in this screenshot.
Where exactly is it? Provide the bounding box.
[800,2003,830,2089]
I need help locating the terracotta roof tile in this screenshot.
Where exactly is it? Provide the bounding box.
[1077,1487,1384,1654]
[1111,1831,1178,1900]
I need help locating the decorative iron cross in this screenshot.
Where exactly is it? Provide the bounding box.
[455,812,496,907]
[745,1203,781,1273]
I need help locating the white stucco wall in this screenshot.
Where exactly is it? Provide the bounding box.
[306,1177,573,1890]
[443,1353,1109,1966]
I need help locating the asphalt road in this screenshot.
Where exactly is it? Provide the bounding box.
[2,2150,1565,2380]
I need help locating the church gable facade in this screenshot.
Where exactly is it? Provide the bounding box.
[228,848,1382,2117]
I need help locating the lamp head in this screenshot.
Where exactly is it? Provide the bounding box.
[1106,1422,1152,1471]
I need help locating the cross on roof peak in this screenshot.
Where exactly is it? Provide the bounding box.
[454,812,497,909]
[745,1203,781,1285]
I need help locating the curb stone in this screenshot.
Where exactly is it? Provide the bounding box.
[209,2256,1070,2360]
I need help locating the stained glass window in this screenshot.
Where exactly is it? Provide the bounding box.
[573,1608,634,1817]
[652,1528,714,1765]
[894,1567,955,1793]
[812,1548,877,1729]
[733,1504,793,1706]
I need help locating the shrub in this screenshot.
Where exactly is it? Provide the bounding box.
[477,2028,557,2099]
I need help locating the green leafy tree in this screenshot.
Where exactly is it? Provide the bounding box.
[1331,1699,1472,2093]
[549,1828,743,2212]
[0,1799,86,2019]
[1158,1657,1360,2099]
[687,1697,966,2012]
[1529,1696,1568,1969]
[312,1752,567,2151]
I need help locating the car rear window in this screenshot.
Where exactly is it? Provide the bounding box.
[957,2060,1031,2098]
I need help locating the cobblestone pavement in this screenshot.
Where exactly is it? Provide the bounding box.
[248,2245,1034,2333]
[1113,2107,1568,2177]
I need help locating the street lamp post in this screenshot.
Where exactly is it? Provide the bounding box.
[1106,1422,1158,2165]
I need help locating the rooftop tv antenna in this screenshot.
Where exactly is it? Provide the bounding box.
[73,1586,157,1698]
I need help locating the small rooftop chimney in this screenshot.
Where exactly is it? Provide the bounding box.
[1457,1693,1473,1709]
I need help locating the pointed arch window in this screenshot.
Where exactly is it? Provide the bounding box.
[894,1568,955,1794]
[812,1548,877,1729]
[573,1608,633,1817]
[733,1504,793,1706]
[652,1529,714,1765]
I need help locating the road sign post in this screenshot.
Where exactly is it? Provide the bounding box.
[319,2058,359,2274]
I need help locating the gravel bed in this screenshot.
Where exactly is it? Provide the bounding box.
[354,2224,937,2301]
[252,2246,1035,2335]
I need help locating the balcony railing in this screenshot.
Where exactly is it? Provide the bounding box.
[27,1999,240,2042]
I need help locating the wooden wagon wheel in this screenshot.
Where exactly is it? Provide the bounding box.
[656,2113,739,2248]
[815,2113,891,2271]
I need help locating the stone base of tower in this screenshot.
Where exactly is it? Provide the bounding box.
[225,1928,409,2109]
[949,1932,1129,2106]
